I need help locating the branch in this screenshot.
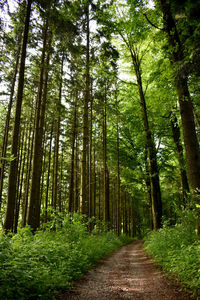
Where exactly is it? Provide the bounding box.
[116,75,138,86]
[143,13,164,31]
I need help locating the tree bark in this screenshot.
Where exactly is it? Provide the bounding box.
[0,40,21,210]
[103,88,110,225]
[27,19,50,231]
[14,123,28,233]
[74,136,80,212]
[69,94,78,213]
[171,116,190,204]
[116,114,121,235]
[44,124,53,223]
[21,117,34,227]
[3,0,32,233]
[89,86,93,221]
[133,55,162,230]
[80,4,90,216]
[159,0,200,231]
[52,57,63,211]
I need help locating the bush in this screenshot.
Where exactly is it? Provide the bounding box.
[0,216,132,300]
[144,221,200,299]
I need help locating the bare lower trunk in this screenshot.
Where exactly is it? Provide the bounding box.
[171,115,190,204]
[69,96,78,213]
[116,117,121,236]
[44,124,53,223]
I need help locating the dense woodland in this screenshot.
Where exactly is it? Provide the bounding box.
[0,0,200,236]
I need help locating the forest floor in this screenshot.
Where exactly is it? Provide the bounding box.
[57,240,194,300]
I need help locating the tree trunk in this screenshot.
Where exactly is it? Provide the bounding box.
[14,123,28,233]
[21,118,34,227]
[58,147,64,213]
[144,147,153,230]
[3,0,32,233]
[103,89,110,224]
[133,57,162,230]
[159,0,200,232]
[0,40,21,210]
[74,136,80,212]
[116,114,121,235]
[89,86,93,221]
[27,19,50,231]
[52,57,63,211]
[44,124,53,223]
[40,129,46,216]
[69,95,78,213]
[80,4,90,216]
[171,116,190,204]
[92,147,96,218]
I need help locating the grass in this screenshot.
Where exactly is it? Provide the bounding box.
[144,216,200,299]
[0,215,132,300]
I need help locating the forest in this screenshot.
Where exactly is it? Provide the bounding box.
[0,0,200,299]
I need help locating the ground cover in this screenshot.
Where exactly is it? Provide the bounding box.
[144,220,200,299]
[0,215,132,300]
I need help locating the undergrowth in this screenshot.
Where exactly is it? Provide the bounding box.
[0,214,132,300]
[144,207,200,299]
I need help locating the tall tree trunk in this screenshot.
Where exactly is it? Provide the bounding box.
[44,124,53,223]
[124,192,128,234]
[116,114,121,235]
[0,41,21,210]
[14,128,23,233]
[58,147,64,213]
[133,57,162,230]
[40,129,46,216]
[27,19,50,231]
[144,147,153,230]
[22,118,34,227]
[52,57,63,211]
[74,136,80,212]
[14,122,28,233]
[159,0,200,232]
[171,116,190,204]
[98,167,102,221]
[103,89,110,224]
[69,95,78,213]
[4,0,32,233]
[131,200,136,237]
[89,87,93,220]
[80,4,90,216]
[92,146,96,218]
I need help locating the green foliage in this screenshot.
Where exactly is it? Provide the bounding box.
[144,214,200,298]
[0,215,132,300]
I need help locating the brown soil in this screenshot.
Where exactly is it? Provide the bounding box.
[58,240,194,300]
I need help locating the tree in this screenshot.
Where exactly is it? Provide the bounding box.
[158,0,200,231]
[80,2,90,216]
[4,0,32,233]
[27,15,50,231]
[109,1,162,230]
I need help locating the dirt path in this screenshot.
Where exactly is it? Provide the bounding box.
[58,241,194,300]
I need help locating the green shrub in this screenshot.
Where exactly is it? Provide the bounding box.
[144,222,200,299]
[0,216,132,300]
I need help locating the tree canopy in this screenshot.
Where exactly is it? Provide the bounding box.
[0,0,199,236]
